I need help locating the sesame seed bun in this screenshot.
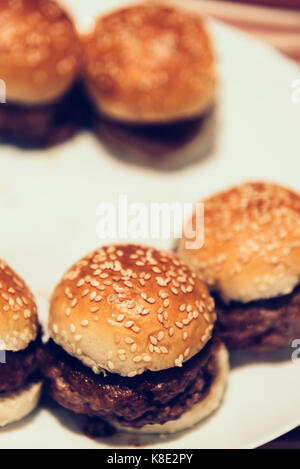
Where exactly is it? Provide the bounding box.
[0,0,80,105]
[49,244,216,377]
[0,260,38,351]
[112,343,228,433]
[0,381,42,428]
[83,2,216,124]
[178,182,300,303]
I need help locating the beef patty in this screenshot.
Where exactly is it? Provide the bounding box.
[38,337,221,429]
[215,283,300,350]
[0,339,40,393]
[93,107,215,170]
[0,83,87,149]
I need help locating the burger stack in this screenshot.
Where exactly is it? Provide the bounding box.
[38,245,229,436]
[0,0,216,165]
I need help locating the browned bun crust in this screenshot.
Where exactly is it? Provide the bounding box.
[178,181,300,303]
[49,244,216,377]
[0,0,80,105]
[83,2,216,123]
[0,260,38,351]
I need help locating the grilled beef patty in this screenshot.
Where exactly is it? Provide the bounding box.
[0,339,40,393]
[0,83,87,148]
[38,337,221,429]
[215,284,300,350]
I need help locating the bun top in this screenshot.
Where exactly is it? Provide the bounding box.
[49,244,216,377]
[0,0,80,105]
[0,260,38,351]
[179,182,300,303]
[83,2,216,123]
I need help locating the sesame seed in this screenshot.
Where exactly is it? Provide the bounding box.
[156,277,166,287]
[175,354,184,367]
[143,355,151,362]
[131,343,137,352]
[141,308,150,316]
[152,267,161,273]
[125,321,134,328]
[202,310,209,320]
[150,336,157,345]
[149,344,154,352]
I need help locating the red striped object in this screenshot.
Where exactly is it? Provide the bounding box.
[196,0,300,62]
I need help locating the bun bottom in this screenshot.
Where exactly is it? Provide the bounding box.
[94,105,217,171]
[112,344,229,434]
[0,381,42,428]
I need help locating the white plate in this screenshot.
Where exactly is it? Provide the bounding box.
[0,0,300,449]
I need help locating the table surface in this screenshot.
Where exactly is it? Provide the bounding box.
[259,426,300,449]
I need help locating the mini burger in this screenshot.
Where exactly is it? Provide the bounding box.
[178,182,300,350]
[0,259,42,427]
[0,0,81,148]
[82,2,217,169]
[39,244,228,435]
